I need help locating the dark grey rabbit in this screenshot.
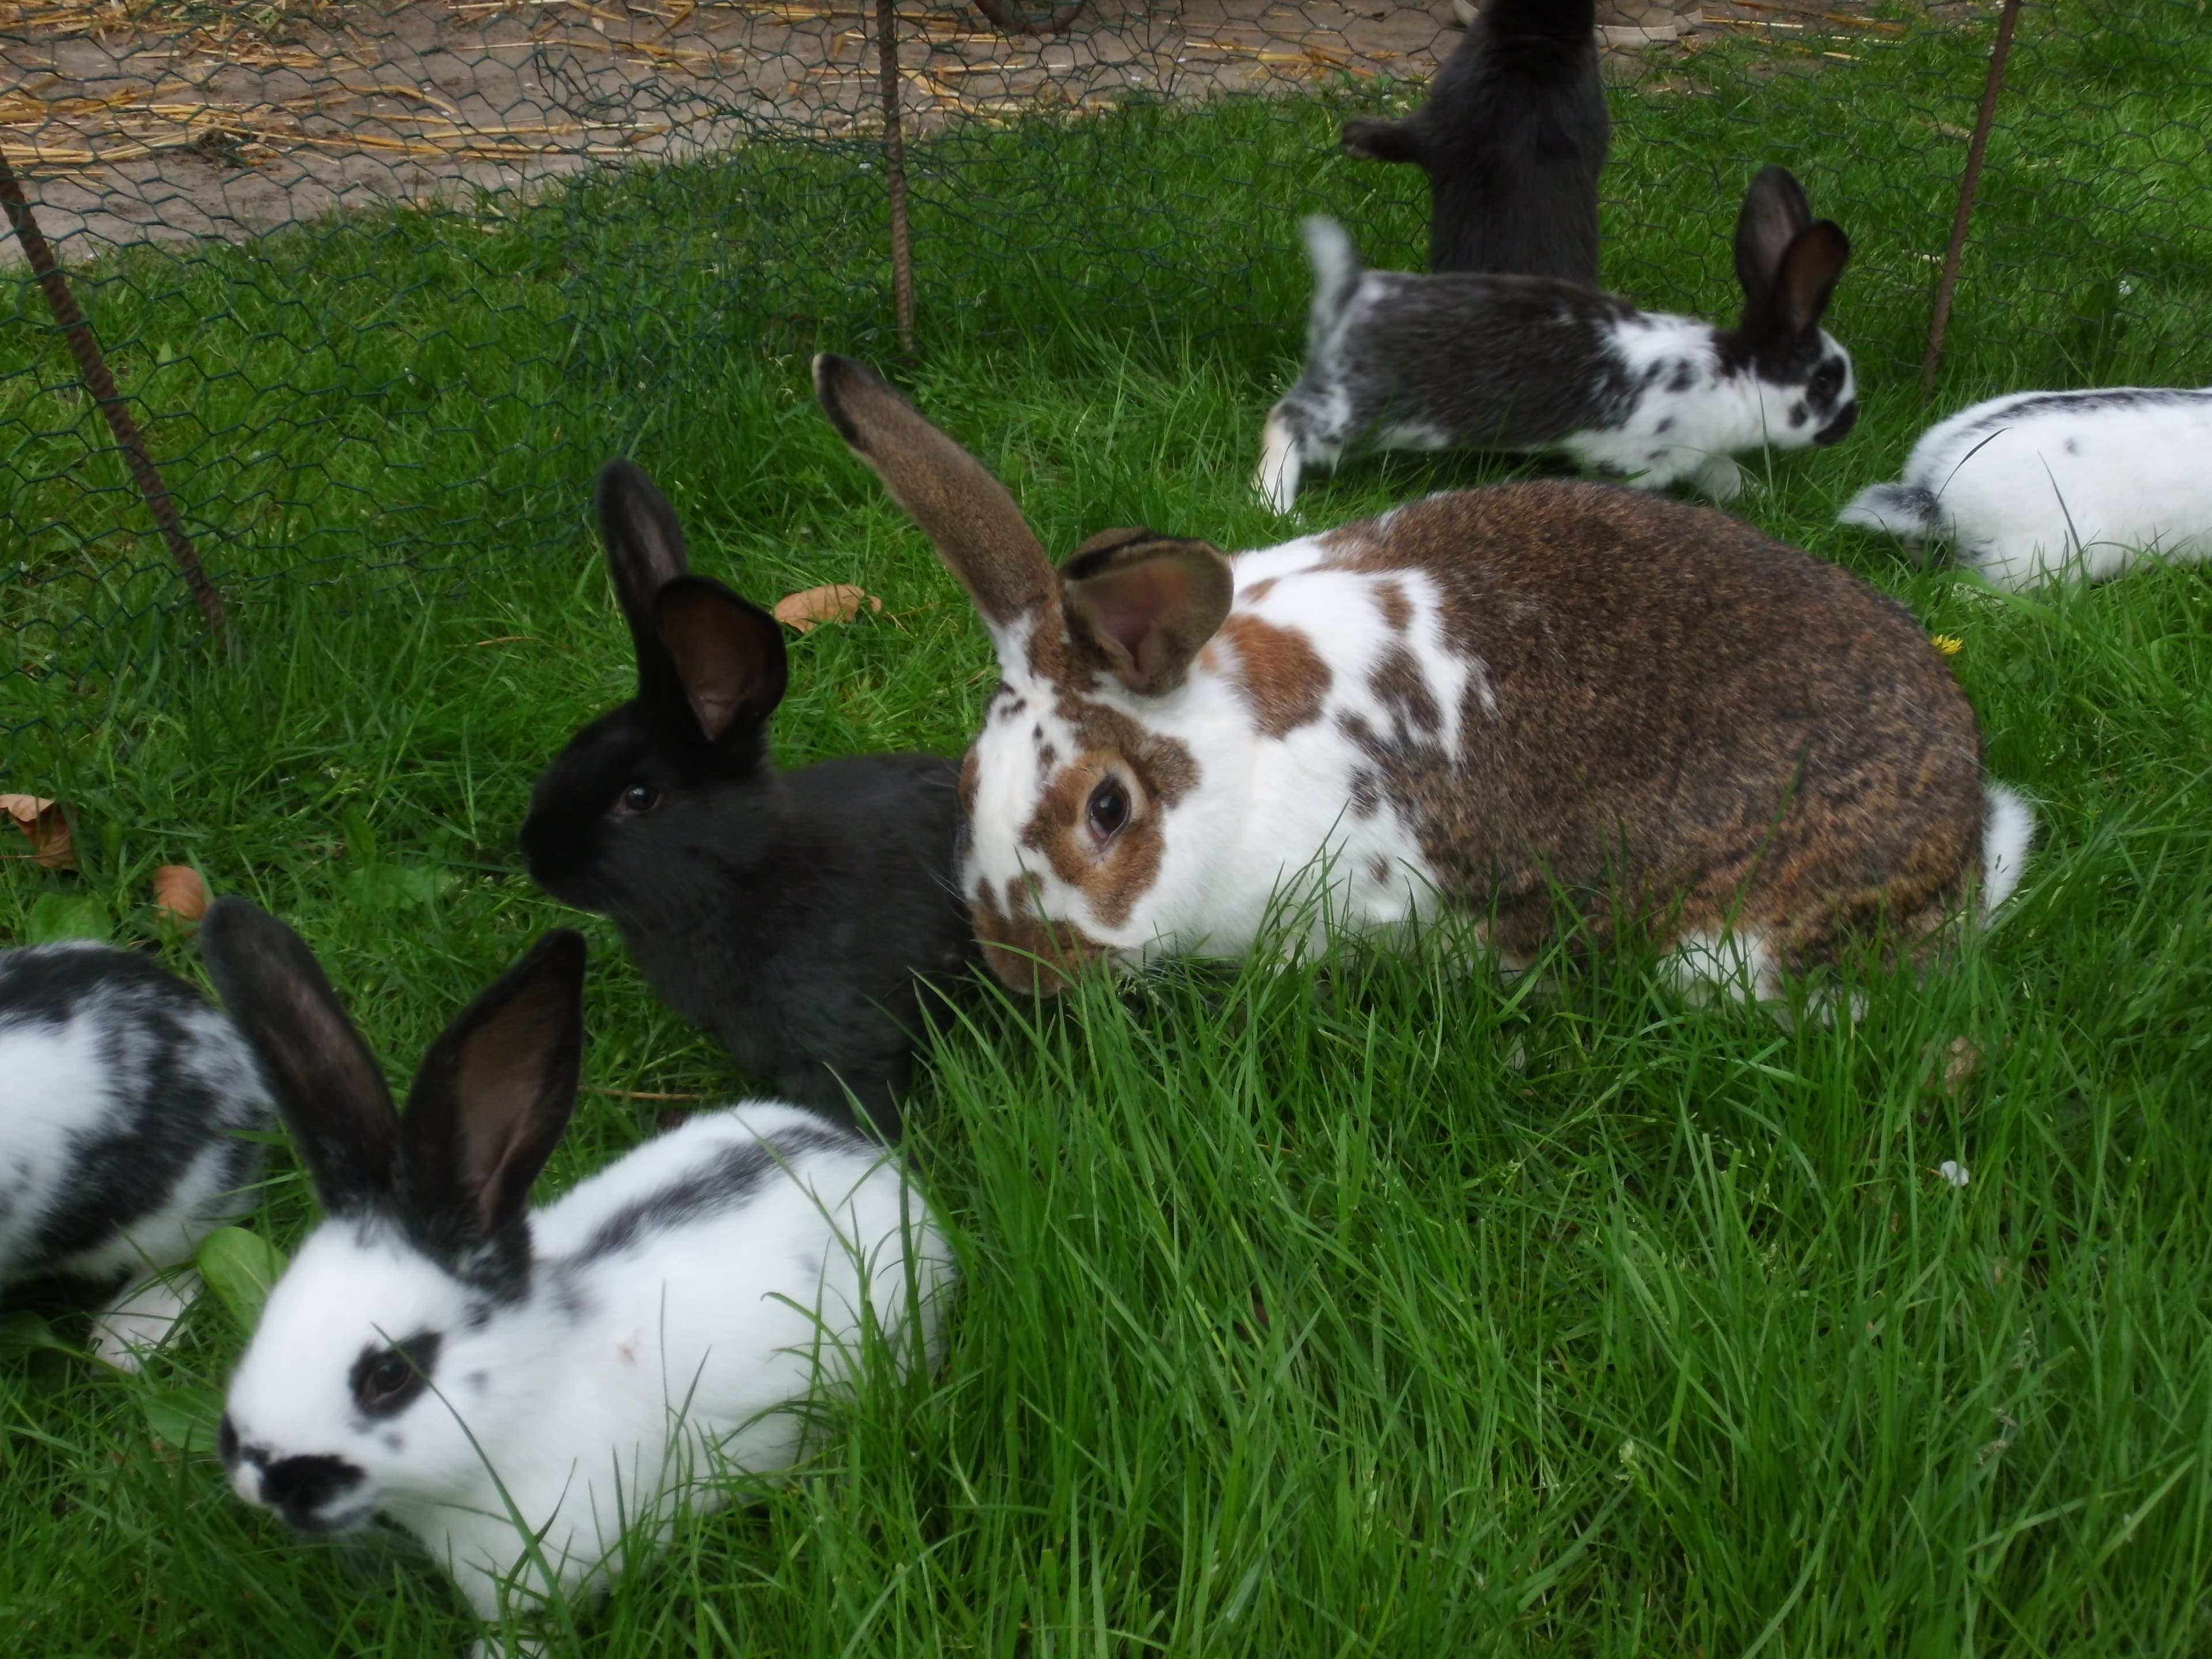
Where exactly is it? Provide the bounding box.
[518,460,975,1141]
[0,940,272,1367]
[1257,165,1858,512]
[1340,0,1608,281]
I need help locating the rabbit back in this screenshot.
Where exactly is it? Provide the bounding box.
[1842,387,2212,588]
[1342,0,1607,281]
[0,942,270,1288]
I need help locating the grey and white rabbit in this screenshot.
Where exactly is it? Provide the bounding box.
[199,899,949,1659]
[1257,166,1858,513]
[0,939,272,1368]
[1840,385,2212,588]
[1340,0,1608,281]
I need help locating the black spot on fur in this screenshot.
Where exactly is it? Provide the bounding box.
[567,1126,859,1267]
[1789,403,1809,429]
[1666,362,1696,394]
[2065,437,2081,455]
[1654,415,1673,434]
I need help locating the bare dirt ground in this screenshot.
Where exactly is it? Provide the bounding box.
[0,1,1906,264]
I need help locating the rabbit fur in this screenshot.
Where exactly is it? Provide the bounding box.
[815,352,2031,1006]
[199,899,949,1658]
[1840,386,2212,589]
[1340,0,1608,282]
[0,940,271,1368]
[1257,167,1858,513]
[518,459,976,1141]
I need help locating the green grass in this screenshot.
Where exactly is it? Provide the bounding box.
[5,2,2212,1654]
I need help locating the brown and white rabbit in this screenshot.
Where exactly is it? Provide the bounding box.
[815,353,2032,1002]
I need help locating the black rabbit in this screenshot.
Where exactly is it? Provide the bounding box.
[1341,0,1608,282]
[518,460,975,1140]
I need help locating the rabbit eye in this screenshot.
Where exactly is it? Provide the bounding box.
[1086,777,1131,842]
[351,1331,440,1417]
[618,783,660,815]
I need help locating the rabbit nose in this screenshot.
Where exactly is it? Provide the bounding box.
[257,1453,365,1529]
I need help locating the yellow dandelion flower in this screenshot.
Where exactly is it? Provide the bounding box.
[1931,634,1964,658]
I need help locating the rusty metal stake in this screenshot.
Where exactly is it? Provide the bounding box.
[0,153,227,647]
[876,0,916,355]
[1919,0,2024,401]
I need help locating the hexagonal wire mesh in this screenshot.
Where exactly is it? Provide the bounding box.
[2,0,2207,768]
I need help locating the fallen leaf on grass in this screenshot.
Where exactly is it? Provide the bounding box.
[773,584,881,633]
[0,793,78,870]
[152,865,209,922]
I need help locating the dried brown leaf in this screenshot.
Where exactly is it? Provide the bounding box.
[0,793,77,870]
[153,865,209,922]
[772,584,881,634]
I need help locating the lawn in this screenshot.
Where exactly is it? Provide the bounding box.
[4,2,2212,1654]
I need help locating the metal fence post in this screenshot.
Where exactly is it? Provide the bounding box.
[877,0,916,355]
[0,153,228,646]
[1920,0,2026,400]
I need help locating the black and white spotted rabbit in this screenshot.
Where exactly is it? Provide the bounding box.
[0,940,272,1366]
[1257,166,1858,512]
[200,899,949,1659]
[815,353,2029,1009]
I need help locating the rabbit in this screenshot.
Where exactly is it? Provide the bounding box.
[198,898,950,1659]
[1839,386,2212,589]
[1256,166,1858,514]
[1340,0,1608,282]
[813,351,2033,1007]
[0,938,272,1369]
[518,459,977,1142]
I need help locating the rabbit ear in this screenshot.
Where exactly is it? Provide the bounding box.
[1734,165,1815,307]
[813,354,1055,634]
[653,577,789,749]
[199,897,399,1216]
[1771,221,1851,337]
[596,459,692,689]
[397,931,585,1252]
[1058,531,1235,696]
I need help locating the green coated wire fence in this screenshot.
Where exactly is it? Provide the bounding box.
[3,0,2209,770]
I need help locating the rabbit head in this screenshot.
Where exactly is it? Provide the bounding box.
[519,460,793,918]
[200,898,585,1537]
[1720,165,1858,450]
[815,355,1259,994]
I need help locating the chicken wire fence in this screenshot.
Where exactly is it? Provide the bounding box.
[2,0,2206,766]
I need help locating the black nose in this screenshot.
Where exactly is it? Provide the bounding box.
[258,1453,365,1529]
[1813,401,1859,446]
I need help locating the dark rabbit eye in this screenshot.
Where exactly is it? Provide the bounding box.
[1812,362,1843,397]
[618,783,660,815]
[1086,777,1131,842]
[351,1332,440,1417]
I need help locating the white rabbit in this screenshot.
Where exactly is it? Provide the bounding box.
[0,939,271,1368]
[1840,385,2212,588]
[198,900,949,1657]
[1257,166,1859,513]
[815,353,2031,1006]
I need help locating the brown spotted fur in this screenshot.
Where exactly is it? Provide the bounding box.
[1217,613,1332,739]
[1319,481,1983,972]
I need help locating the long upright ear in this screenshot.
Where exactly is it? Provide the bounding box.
[813,354,1055,632]
[397,931,585,1246]
[199,897,399,1217]
[1734,165,1816,308]
[1058,531,1235,697]
[596,459,692,690]
[653,577,789,751]
[1771,221,1851,337]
